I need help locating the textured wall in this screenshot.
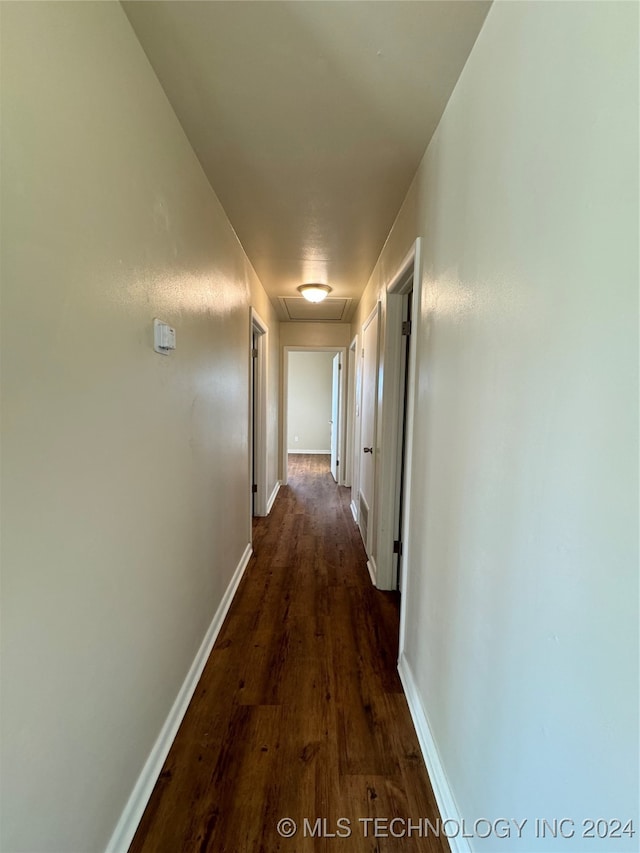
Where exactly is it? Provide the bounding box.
[287,351,334,452]
[0,3,278,850]
[352,2,639,848]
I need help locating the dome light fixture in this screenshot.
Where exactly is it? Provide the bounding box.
[297,283,332,303]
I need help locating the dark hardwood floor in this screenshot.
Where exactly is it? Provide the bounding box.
[129,454,447,852]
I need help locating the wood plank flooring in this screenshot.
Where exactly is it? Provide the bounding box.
[129,454,447,853]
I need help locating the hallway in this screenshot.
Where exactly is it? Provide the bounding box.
[2,3,637,851]
[130,455,446,852]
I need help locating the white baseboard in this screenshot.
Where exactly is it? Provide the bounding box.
[397,653,471,853]
[106,543,253,853]
[366,557,377,587]
[350,499,358,523]
[266,481,280,514]
[287,449,330,454]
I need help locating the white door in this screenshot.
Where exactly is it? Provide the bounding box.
[350,338,362,520]
[330,353,340,481]
[359,306,379,548]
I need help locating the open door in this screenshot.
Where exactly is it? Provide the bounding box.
[330,353,340,481]
[250,308,268,521]
[251,330,258,515]
[359,304,380,569]
[393,289,412,591]
[374,238,420,599]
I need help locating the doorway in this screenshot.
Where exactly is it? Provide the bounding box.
[377,241,421,597]
[282,347,347,486]
[330,353,341,481]
[250,309,268,523]
[392,289,412,592]
[358,304,380,576]
[352,240,421,601]
[345,336,358,498]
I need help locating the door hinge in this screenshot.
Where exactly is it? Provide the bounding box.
[402,321,412,336]
[336,460,339,466]
[338,363,342,370]
[251,348,258,358]
[393,539,403,556]
[252,484,258,493]
[361,348,365,358]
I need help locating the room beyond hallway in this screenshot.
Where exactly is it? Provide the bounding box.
[129,454,447,853]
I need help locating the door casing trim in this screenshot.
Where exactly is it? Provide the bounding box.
[373,239,422,596]
[281,346,347,486]
[250,308,269,524]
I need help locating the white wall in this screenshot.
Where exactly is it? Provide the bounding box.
[0,3,279,851]
[287,351,334,453]
[352,1,638,849]
[279,321,352,349]
[279,323,351,476]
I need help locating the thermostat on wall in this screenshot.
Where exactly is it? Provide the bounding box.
[153,318,176,354]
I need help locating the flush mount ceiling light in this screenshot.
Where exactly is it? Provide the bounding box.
[297,283,332,303]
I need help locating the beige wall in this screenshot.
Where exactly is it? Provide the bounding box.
[287,352,334,453]
[2,1,637,850]
[0,3,279,851]
[353,0,638,846]
[278,322,351,476]
[279,321,351,349]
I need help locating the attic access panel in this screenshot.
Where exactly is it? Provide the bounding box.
[279,297,352,322]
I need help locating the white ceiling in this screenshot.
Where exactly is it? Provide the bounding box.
[123,1,491,321]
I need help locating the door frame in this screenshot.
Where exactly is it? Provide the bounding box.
[250,308,269,523]
[345,335,358,496]
[330,353,341,482]
[356,302,381,574]
[375,239,422,598]
[282,346,347,486]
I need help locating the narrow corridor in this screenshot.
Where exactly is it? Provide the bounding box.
[129,455,447,852]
